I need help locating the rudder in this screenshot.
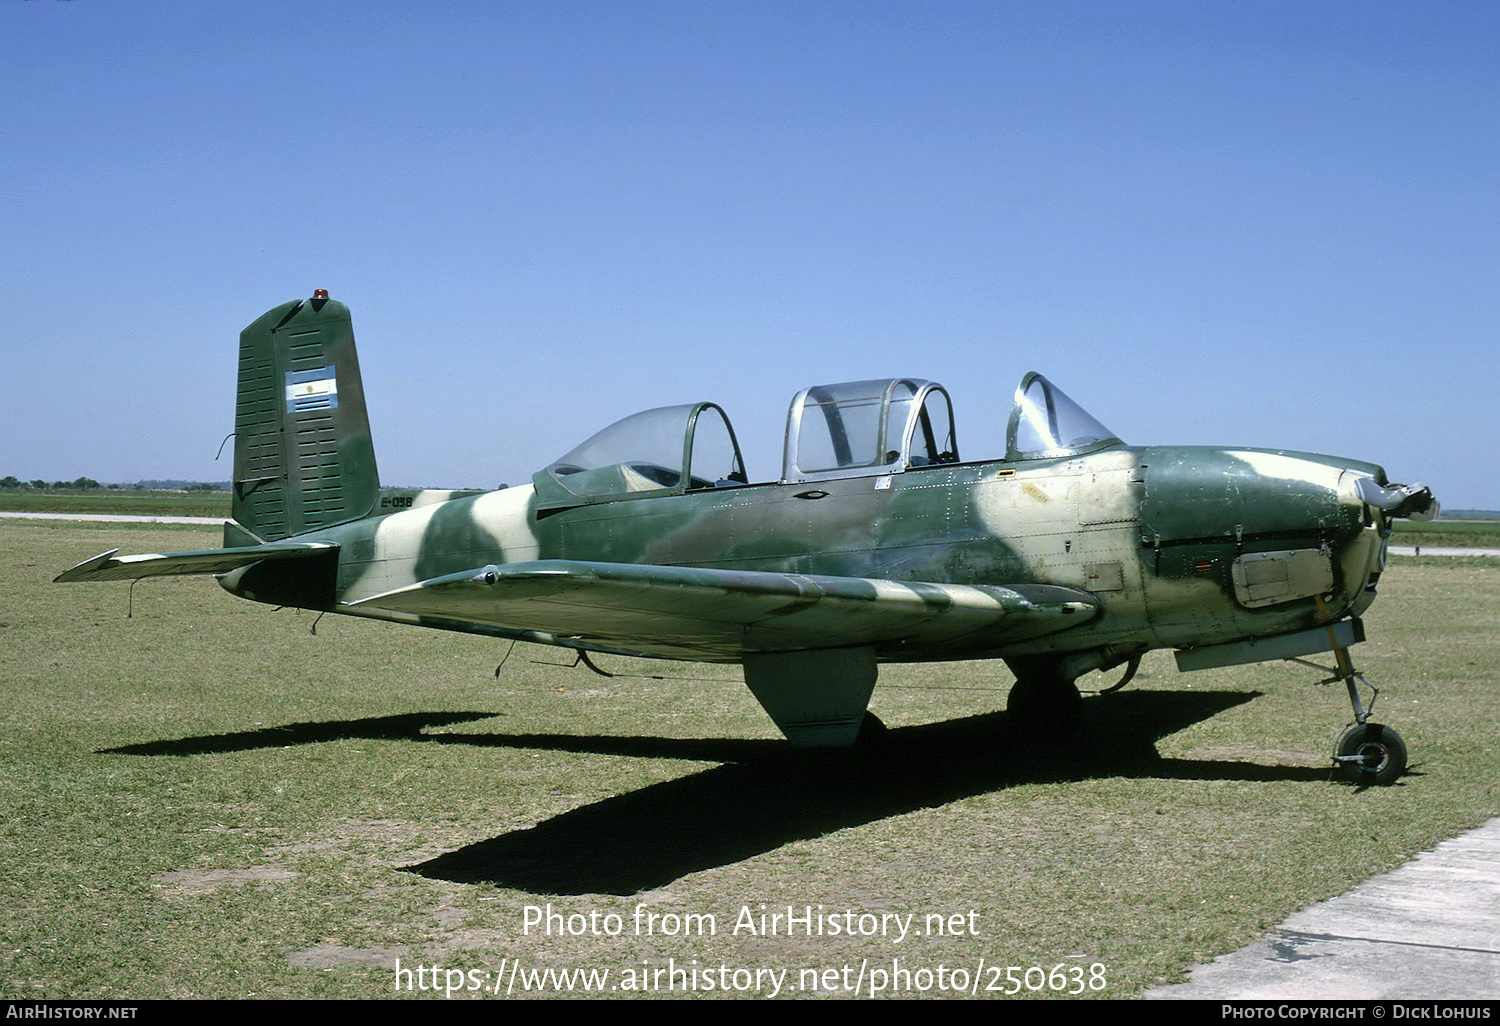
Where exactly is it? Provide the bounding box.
[232,292,380,542]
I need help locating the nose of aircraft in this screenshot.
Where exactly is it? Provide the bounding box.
[1140,447,1437,620]
[1143,447,1373,542]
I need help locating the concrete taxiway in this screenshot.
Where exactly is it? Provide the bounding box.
[0,511,225,525]
[1146,818,1500,999]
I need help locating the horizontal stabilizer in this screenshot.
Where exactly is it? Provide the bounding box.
[346,559,1098,661]
[55,542,336,583]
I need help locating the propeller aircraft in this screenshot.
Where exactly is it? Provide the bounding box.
[58,292,1439,784]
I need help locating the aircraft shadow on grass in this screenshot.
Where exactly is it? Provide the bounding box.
[98,711,505,757]
[407,690,1342,895]
[102,690,1336,895]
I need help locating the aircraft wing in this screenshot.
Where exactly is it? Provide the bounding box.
[345,559,1099,661]
[55,542,336,583]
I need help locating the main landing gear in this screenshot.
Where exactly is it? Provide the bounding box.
[1003,649,1142,737]
[1005,673,1083,734]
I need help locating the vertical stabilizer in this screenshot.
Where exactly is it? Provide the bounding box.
[232,293,380,541]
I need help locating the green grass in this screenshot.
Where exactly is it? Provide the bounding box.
[3,520,1497,999]
[0,489,230,519]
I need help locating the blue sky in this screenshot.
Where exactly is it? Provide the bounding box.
[3,1,1497,508]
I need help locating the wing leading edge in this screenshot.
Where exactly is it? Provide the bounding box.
[345,559,1099,661]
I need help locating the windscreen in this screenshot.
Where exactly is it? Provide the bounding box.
[1009,374,1119,459]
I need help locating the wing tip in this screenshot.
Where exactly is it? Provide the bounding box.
[54,549,123,583]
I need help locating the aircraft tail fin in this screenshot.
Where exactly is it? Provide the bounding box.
[232,292,380,541]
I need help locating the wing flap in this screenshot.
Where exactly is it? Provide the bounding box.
[55,542,337,583]
[346,559,1098,661]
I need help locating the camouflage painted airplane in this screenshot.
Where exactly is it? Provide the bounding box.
[58,291,1439,785]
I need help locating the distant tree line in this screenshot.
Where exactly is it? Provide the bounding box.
[0,476,229,491]
[1,475,104,490]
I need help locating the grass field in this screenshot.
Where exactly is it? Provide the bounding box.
[3,520,1497,999]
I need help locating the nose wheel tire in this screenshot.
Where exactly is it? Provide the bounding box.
[1334,723,1407,786]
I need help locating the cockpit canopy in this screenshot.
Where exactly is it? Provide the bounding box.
[534,372,1120,509]
[782,378,958,484]
[539,402,746,507]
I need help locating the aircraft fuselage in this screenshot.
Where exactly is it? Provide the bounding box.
[221,441,1388,669]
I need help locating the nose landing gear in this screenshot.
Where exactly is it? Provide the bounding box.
[1297,597,1408,786]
